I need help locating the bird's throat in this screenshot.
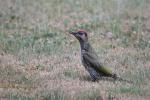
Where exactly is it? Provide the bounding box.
[80,41,90,51]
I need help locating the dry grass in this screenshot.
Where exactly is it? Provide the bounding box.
[0,0,150,99]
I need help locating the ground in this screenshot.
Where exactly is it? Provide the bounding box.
[0,0,150,100]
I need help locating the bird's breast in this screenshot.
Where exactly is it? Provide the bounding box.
[81,53,89,70]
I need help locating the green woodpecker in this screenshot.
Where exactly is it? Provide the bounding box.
[69,30,132,83]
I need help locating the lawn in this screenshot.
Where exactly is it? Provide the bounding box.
[0,0,150,99]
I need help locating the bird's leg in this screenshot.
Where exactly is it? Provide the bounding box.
[112,74,117,80]
[87,68,99,82]
[89,73,97,82]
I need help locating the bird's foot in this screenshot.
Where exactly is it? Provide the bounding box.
[112,74,117,80]
[91,78,99,82]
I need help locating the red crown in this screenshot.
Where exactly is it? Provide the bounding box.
[77,29,87,33]
[77,29,88,36]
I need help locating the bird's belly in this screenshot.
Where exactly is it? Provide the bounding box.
[81,56,92,71]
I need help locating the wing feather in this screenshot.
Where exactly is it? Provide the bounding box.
[82,51,112,75]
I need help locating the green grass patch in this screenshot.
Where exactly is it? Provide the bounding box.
[5,92,35,100]
[124,68,150,84]
[0,31,68,55]
[76,89,101,100]
[109,86,150,96]
[40,89,69,100]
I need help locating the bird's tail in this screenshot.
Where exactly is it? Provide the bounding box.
[112,74,134,84]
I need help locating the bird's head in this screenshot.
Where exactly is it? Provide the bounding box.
[69,29,88,42]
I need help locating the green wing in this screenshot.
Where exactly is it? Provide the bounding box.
[82,51,113,75]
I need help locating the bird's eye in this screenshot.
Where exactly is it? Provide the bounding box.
[78,32,83,35]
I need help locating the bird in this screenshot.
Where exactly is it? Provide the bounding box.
[69,29,132,83]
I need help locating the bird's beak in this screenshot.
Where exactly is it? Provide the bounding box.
[69,31,75,35]
[69,31,76,35]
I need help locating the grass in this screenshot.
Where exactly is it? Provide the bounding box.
[63,68,79,79]
[5,92,35,100]
[76,89,101,100]
[0,0,150,99]
[109,86,150,96]
[0,31,65,55]
[40,89,69,100]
